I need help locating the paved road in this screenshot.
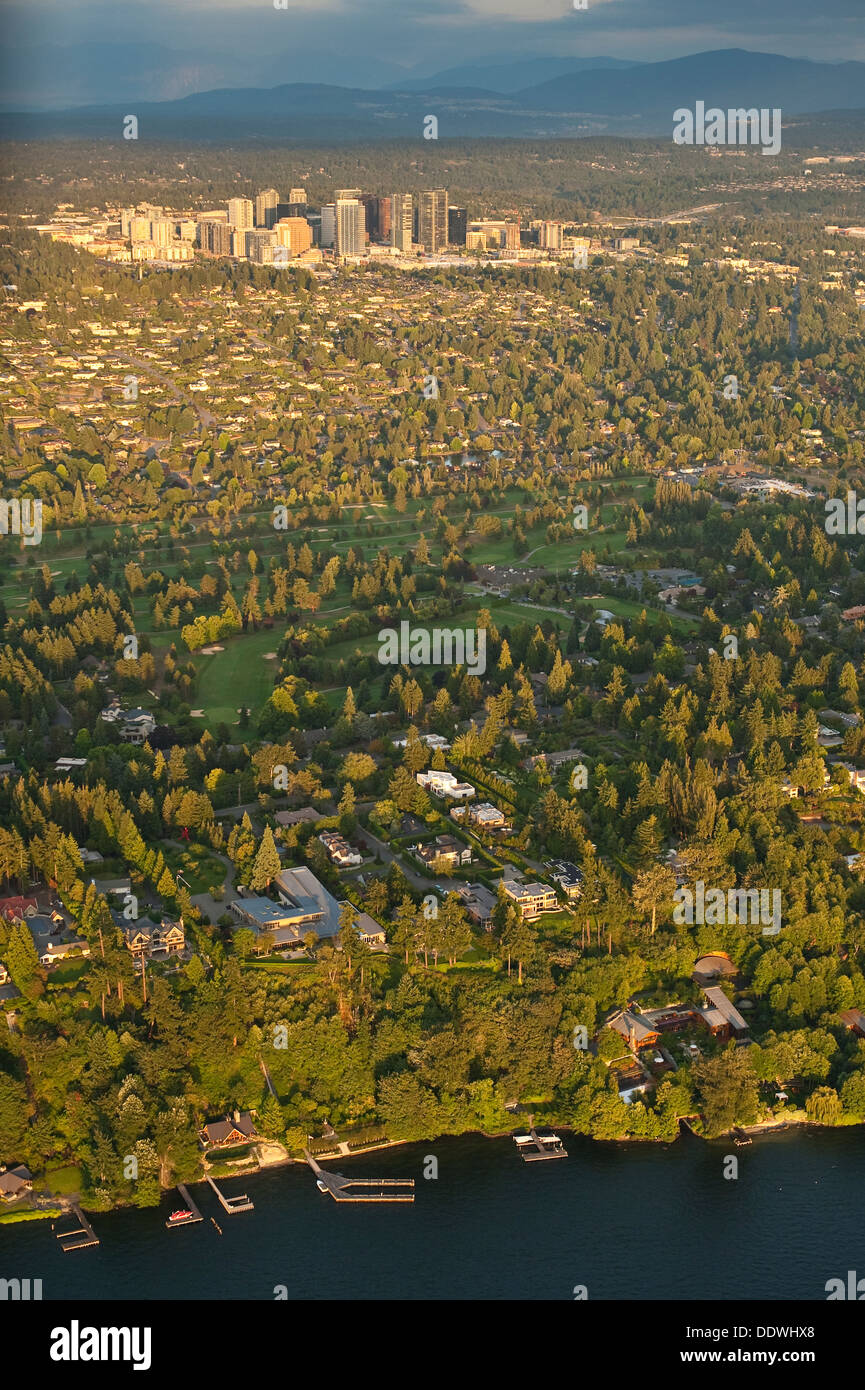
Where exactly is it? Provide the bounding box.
[356,825,470,896]
[107,349,218,428]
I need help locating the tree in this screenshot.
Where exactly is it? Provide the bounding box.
[632,864,676,935]
[5,918,44,994]
[692,1047,760,1136]
[805,1086,842,1126]
[503,911,536,983]
[439,893,472,965]
[251,825,281,891]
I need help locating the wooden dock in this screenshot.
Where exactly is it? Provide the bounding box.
[56,1203,100,1252]
[165,1183,204,1229]
[303,1149,415,1203]
[205,1173,254,1214]
[514,1128,568,1162]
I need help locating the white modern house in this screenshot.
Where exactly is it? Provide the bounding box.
[416,770,475,800]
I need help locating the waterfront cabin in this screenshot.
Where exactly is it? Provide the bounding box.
[0,1165,32,1201]
[201,1112,258,1148]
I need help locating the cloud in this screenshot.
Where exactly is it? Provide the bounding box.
[2,0,863,108]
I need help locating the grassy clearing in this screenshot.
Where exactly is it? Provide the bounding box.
[46,960,91,987]
[593,594,700,631]
[192,627,281,725]
[41,1164,83,1195]
[162,844,227,895]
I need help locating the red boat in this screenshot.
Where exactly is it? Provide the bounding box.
[169,1209,194,1222]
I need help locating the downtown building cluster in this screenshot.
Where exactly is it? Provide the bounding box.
[37,187,600,269]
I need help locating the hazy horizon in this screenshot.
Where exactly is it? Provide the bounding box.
[1,0,864,109]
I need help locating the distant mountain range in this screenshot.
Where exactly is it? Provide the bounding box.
[383,55,637,95]
[3,50,864,143]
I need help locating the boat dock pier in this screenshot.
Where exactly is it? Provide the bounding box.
[56,1204,100,1252]
[514,1128,568,1162]
[165,1183,204,1229]
[204,1173,254,1214]
[303,1149,415,1202]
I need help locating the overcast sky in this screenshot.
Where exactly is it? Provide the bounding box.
[3,0,863,94]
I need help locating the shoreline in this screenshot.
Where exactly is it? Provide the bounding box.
[28,1113,864,1216]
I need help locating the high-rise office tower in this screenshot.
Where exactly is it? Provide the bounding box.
[198,219,233,256]
[247,230,276,264]
[254,188,279,229]
[320,204,336,248]
[277,202,308,222]
[504,220,521,251]
[148,218,174,247]
[129,216,151,243]
[227,198,254,231]
[289,187,306,203]
[335,198,366,256]
[376,196,392,243]
[391,193,413,251]
[360,193,382,239]
[275,218,313,255]
[448,206,467,246]
[419,189,448,253]
[334,188,362,201]
[539,221,564,251]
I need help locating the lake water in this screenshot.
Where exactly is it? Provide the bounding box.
[4,1128,863,1301]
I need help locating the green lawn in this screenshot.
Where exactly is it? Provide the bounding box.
[46,959,91,987]
[162,843,227,895]
[0,1207,64,1223]
[192,627,282,726]
[593,594,700,631]
[41,1164,83,1195]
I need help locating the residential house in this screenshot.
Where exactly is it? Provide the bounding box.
[123,918,186,960]
[467,802,509,831]
[820,708,861,730]
[392,732,451,751]
[120,709,157,744]
[413,834,473,870]
[607,1008,662,1051]
[701,986,749,1039]
[39,940,90,967]
[546,859,584,900]
[0,1165,33,1201]
[502,881,558,920]
[201,1111,258,1148]
[833,761,865,795]
[319,831,363,868]
[839,1007,865,1038]
[274,807,321,827]
[0,962,9,986]
[351,911,387,946]
[456,883,497,928]
[416,770,475,800]
[0,896,38,922]
[608,989,747,1052]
